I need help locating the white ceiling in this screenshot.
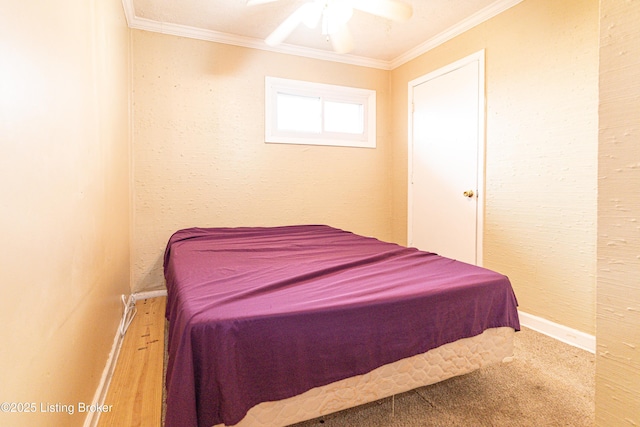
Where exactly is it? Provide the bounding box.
[123,0,522,69]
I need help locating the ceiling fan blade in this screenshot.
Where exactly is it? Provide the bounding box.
[246,0,280,6]
[265,4,310,46]
[351,0,413,22]
[302,1,324,29]
[330,25,354,54]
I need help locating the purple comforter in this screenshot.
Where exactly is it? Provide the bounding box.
[163,225,520,427]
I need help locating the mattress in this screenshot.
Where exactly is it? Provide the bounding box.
[216,326,515,427]
[163,225,520,427]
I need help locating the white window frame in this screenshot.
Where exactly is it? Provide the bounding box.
[265,76,376,148]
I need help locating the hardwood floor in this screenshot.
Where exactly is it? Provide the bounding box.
[97,297,166,426]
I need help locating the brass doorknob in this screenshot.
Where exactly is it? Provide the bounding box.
[463,190,475,198]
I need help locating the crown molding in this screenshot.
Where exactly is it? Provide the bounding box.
[121,0,523,71]
[121,1,392,70]
[121,0,136,27]
[389,0,524,69]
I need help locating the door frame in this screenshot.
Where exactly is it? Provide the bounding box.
[407,50,486,266]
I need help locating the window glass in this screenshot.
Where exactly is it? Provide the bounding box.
[324,101,364,134]
[265,77,376,148]
[276,93,322,133]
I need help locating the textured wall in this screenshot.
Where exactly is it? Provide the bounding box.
[0,0,131,425]
[391,0,599,335]
[131,31,393,292]
[596,0,640,424]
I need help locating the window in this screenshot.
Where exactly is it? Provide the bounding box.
[265,77,376,148]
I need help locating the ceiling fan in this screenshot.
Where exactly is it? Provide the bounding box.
[247,0,413,54]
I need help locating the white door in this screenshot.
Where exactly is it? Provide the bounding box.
[408,51,485,265]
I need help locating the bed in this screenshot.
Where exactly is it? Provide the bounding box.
[163,225,520,427]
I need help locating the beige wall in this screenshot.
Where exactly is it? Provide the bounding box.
[131,30,393,292]
[132,0,601,337]
[391,0,599,335]
[6,0,638,424]
[596,0,640,424]
[0,0,131,426]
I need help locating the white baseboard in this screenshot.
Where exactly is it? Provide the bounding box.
[518,310,595,354]
[133,289,168,301]
[83,320,126,427]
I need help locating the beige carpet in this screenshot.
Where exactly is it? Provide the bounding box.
[291,327,595,427]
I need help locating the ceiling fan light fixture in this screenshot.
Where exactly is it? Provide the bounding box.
[329,24,354,54]
[302,1,324,29]
[257,0,413,53]
[326,1,353,26]
[322,2,353,37]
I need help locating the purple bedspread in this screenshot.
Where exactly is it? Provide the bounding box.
[163,225,520,427]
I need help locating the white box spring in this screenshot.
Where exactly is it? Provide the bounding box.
[214,326,515,427]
